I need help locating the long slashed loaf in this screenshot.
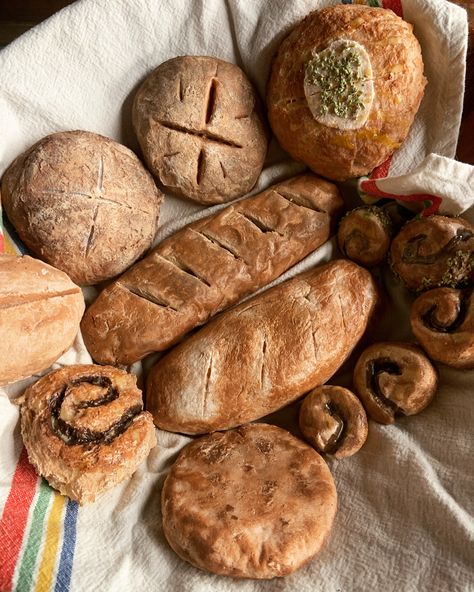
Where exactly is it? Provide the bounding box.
[81,174,343,365]
[147,259,378,435]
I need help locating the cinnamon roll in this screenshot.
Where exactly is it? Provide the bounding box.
[390,215,474,292]
[353,342,438,424]
[337,206,392,267]
[411,288,474,369]
[299,385,368,458]
[20,365,156,504]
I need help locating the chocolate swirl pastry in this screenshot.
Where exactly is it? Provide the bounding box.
[20,365,156,504]
[337,206,392,267]
[353,342,438,424]
[390,215,474,292]
[299,385,368,459]
[411,288,474,369]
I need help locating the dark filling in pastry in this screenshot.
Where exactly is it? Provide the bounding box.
[322,401,346,454]
[50,375,142,445]
[342,229,370,256]
[366,358,403,416]
[421,291,470,333]
[402,228,473,265]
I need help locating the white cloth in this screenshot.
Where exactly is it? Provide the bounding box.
[1,0,473,591]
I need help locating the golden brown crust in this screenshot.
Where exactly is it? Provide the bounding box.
[0,255,84,386]
[410,287,474,369]
[161,423,337,579]
[20,365,156,504]
[390,215,474,292]
[1,131,163,286]
[353,342,438,424]
[81,173,344,365]
[133,56,268,204]
[338,206,392,267]
[267,5,426,180]
[147,259,378,435]
[299,385,368,459]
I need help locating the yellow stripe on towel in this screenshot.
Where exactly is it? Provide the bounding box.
[4,232,21,255]
[34,493,66,592]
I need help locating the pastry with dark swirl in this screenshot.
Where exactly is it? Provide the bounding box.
[411,288,474,369]
[20,365,156,504]
[299,385,368,459]
[390,215,474,292]
[337,206,392,267]
[353,342,438,424]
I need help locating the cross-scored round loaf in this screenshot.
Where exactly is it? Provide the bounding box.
[133,56,268,204]
[1,131,163,285]
[161,423,337,579]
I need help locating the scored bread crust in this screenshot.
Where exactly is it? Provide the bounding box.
[147,259,378,435]
[133,56,268,205]
[20,365,157,505]
[161,423,337,579]
[1,131,163,285]
[81,173,344,365]
[0,255,84,386]
[267,5,426,180]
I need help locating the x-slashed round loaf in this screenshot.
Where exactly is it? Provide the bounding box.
[147,259,378,434]
[161,423,337,579]
[1,131,163,286]
[0,255,84,386]
[267,5,426,180]
[133,56,268,205]
[20,365,157,505]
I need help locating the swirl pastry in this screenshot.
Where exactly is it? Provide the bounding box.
[411,288,474,369]
[353,342,438,424]
[20,365,156,504]
[161,424,337,579]
[390,215,474,292]
[337,206,392,267]
[299,385,368,459]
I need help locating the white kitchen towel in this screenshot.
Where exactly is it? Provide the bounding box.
[0,1,473,592]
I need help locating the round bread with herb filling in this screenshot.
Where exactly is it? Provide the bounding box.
[161,423,337,579]
[267,4,426,180]
[20,365,156,505]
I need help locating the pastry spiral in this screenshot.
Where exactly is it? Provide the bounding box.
[353,342,438,424]
[299,385,368,459]
[20,365,156,504]
[410,288,474,369]
[337,206,392,267]
[390,215,474,292]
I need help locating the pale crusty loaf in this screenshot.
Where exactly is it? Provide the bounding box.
[1,131,163,286]
[81,174,344,365]
[147,259,378,434]
[161,424,337,579]
[0,255,84,386]
[133,56,268,205]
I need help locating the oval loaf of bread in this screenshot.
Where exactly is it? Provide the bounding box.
[147,259,378,434]
[0,255,85,386]
[81,174,343,365]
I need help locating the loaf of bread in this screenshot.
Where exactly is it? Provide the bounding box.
[133,56,268,205]
[0,255,85,386]
[267,5,426,180]
[1,131,163,286]
[81,174,344,365]
[147,259,378,435]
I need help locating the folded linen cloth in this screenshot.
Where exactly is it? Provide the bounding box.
[0,1,473,591]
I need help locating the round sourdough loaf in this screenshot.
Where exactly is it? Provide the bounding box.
[133,56,268,205]
[0,255,84,386]
[161,423,337,579]
[1,131,162,286]
[267,5,426,180]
